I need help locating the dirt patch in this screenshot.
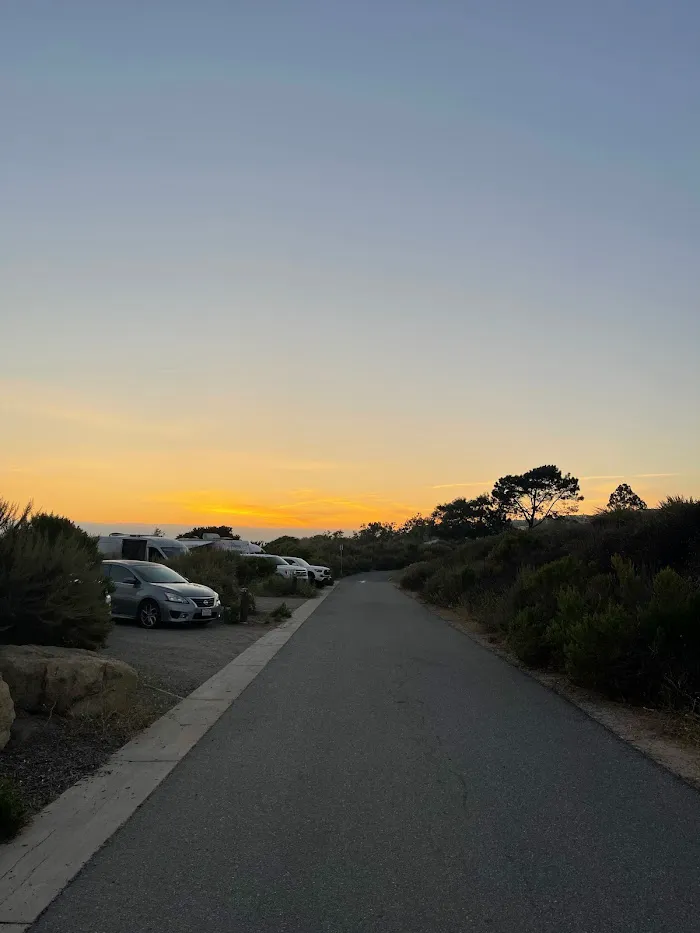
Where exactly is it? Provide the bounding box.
[0,693,163,813]
[403,587,700,790]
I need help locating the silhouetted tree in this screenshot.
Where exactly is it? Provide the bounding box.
[431,494,508,541]
[607,484,647,511]
[491,465,583,529]
[354,522,396,542]
[399,514,434,540]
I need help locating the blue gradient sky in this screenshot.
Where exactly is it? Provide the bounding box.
[2,1,699,535]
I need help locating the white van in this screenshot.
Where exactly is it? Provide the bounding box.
[97,534,189,563]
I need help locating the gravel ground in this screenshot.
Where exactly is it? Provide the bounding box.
[102,597,309,700]
[0,713,142,813]
[0,595,310,819]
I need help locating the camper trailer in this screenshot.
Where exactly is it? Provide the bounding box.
[97,534,190,563]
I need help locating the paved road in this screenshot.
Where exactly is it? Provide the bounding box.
[33,576,700,932]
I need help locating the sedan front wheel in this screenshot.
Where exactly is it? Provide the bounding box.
[137,599,161,629]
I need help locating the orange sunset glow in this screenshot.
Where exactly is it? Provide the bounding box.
[1,377,698,536]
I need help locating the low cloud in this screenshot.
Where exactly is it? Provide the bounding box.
[582,473,680,481]
[431,481,492,489]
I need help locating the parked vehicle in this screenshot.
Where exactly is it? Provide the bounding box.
[102,559,220,629]
[98,534,189,563]
[239,554,309,581]
[282,556,333,586]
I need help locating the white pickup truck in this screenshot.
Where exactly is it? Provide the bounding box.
[282,556,333,586]
[239,554,309,581]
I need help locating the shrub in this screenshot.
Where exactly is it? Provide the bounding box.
[0,510,112,650]
[235,557,279,586]
[0,776,29,841]
[252,575,316,598]
[399,561,436,591]
[421,565,474,607]
[29,512,99,558]
[546,562,700,704]
[559,598,637,693]
[508,606,553,666]
[485,530,541,569]
[637,568,700,705]
[507,556,587,664]
[269,602,292,621]
[413,502,700,711]
[168,548,241,612]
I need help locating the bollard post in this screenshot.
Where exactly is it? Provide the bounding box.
[239,587,250,624]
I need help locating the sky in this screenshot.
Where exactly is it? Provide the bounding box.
[2,1,699,538]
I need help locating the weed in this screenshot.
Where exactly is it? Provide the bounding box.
[0,776,29,841]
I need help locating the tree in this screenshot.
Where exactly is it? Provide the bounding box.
[399,514,434,540]
[491,465,583,529]
[152,527,165,537]
[354,522,396,542]
[431,494,508,541]
[607,484,647,512]
[176,526,240,540]
[266,535,302,553]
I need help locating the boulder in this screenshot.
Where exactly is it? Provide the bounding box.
[0,645,138,718]
[0,676,15,749]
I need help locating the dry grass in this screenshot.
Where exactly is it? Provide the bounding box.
[69,695,162,746]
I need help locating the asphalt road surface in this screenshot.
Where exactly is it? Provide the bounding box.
[33,575,700,932]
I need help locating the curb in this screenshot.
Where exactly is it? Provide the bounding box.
[0,588,334,930]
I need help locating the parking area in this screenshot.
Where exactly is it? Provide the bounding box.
[0,596,314,816]
[102,595,311,703]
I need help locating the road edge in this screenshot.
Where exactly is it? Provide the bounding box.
[398,583,700,793]
[0,587,335,930]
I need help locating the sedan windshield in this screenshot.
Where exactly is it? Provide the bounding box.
[136,565,188,584]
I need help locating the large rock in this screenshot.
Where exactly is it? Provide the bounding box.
[0,645,138,718]
[0,676,15,749]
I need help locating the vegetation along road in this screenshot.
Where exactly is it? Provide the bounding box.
[34,575,700,933]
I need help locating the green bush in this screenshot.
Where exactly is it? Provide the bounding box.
[508,606,552,666]
[413,498,700,710]
[29,512,99,558]
[168,548,241,612]
[0,505,112,649]
[235,557,279,586]
[560,600,636,693]
[0,776,29,841]
[421,565,475,607]
[399,561,436,591]
[269,602,292,621]
[252,575,316,599]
